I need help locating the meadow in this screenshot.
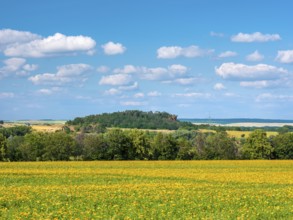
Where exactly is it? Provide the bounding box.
[0,161,292,219]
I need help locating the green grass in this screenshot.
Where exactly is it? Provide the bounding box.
[0,161,292,219]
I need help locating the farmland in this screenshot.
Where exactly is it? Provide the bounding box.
[0,161,292,219]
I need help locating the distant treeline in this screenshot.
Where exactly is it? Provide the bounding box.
[0,125,292,161]
[65,110,293,133]
[66,110,182,130]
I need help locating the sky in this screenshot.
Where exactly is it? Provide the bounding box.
[1,0,293,120]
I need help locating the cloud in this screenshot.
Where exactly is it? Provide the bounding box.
[97,65,110,73]
[113,65,137,74]
[140,67,168,80]
[240,81,269,89]
[157,45,213,59]
[4,33,96,58]
[173,92,211,98]
[140,64,188,80]
[102,41,126,55]
[218,51,237,58]
[214,83,226,90]
[37,87,63,95]
[172,77,199,85]
[168,64,188,75]
[256,93,293,102]
[210,31,224,37]
[29,63,92,85]
[0,58,37,78]
[246,50,264,62]
[118,82,139,91]
[120,101,146,106]
[215,62,287,80]
[99,74,132,86]
[0,29,41,50]
[0,92,15,99]
[134,93,144,98]
[104,88,121,95]
[231,32,281,42]
[275,50,293,63]
[147,91,162,97]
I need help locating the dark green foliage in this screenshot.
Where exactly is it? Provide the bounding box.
[272,133,293,159]
[203,132,238,159]
[6,136,24,161]
[0,125,291,161]
[242,129,273,159]
[66,110,181,130]
[0,125,32,138]
[42,132,76,161]
[82,134,107,160]
[0,133,7,161]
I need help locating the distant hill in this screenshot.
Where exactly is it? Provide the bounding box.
[66,110,184,130]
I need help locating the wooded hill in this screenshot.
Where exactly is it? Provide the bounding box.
[66,110,186,130]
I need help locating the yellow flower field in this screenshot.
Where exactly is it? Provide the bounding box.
[0,161,292,219]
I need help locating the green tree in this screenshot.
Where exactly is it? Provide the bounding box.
[83,134,107,160]
[272,133,293,159]
[42,132,76,161]
[6,136,24,161]
[176,138,196,160]
[151,133,179,160]
[20,132,47,161]
[242,129,273,159]
[104,129,133,160]
[127,129,151,160]
[0,133,7,161]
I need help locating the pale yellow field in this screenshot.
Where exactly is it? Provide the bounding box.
[31,124,64,132]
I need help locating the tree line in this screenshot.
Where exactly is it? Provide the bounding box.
[0,125,292,161]
[66,110,181,130]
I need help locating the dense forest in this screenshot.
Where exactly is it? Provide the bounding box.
[0,124,292,161]
[66,110,182,130]
[66,110,293,133]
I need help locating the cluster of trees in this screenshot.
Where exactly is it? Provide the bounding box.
[0,125,292,161]
[66,110,181,130]
[65,110,293,133]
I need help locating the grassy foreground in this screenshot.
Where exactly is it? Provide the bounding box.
[0,161,292,219]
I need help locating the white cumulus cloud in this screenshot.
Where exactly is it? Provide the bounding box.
[0,29,41,50]
[99,74,132,86]
[231,32,281,42]
[4,33,96,58]
[240,81,269,89]
[0,57,37,78]
[134,93,144,98]
[168,64,188,74]
[157,45,213,59]
[275,50,293,63]
[246,50,264,62]
[218,51,237,58]
[215,62,287,80]
[214,83,226,90]
[118,82,139,91]
[113,65,138,74]
[97,65,110,73]
[29,64,92,85]
[102,41,126,55]
[104,88,121,95]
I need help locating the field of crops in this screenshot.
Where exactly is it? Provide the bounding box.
[0,161,292,219]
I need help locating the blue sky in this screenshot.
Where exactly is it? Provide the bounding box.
[1,0,293,120]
